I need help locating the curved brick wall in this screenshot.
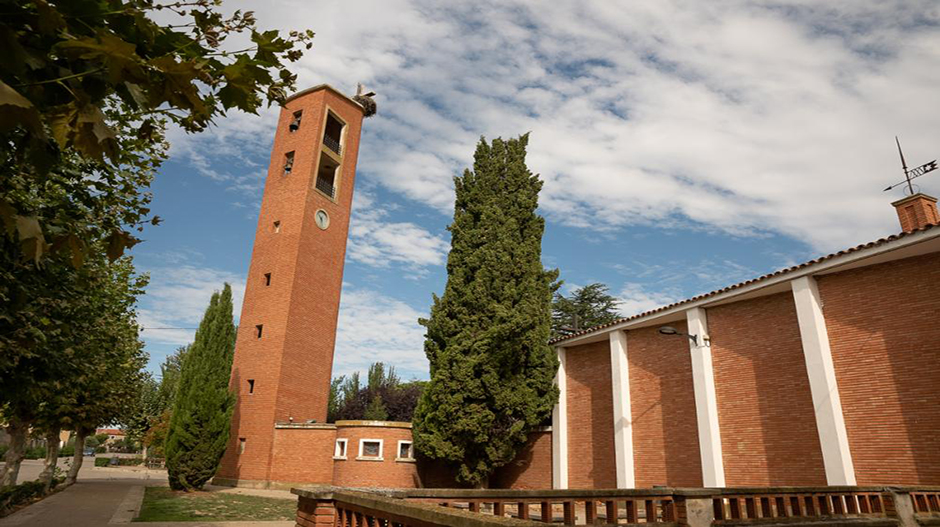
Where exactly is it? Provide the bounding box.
[269,425,336,484]
[332,422,418,488]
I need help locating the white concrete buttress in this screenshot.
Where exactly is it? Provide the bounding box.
[552,346,569,489]
[609,330,636,488]
[686,307,726,488]
[791,276,856,485]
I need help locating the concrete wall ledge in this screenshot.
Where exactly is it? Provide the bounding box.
[391,486,940,499]
[713,520,896,527]
[294,487,543,527]
[274,422,337,429]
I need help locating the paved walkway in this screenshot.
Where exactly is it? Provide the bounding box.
[0,461,294,526]
[0,478,151,526]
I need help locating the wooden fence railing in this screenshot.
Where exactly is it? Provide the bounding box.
[293,486,940,527]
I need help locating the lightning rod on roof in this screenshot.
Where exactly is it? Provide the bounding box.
[883,136,937,194]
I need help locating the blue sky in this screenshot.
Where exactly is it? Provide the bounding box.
[135,0,940,380]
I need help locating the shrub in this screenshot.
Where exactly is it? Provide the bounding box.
[0,480,49,514]
[0,445,7,458]
[59,446,74,457]
[95,446,106,453]
[23,446,45,460]
[94,457,143,467]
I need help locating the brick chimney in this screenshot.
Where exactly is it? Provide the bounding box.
[892,193,940,233]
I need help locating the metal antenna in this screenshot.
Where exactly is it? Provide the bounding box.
[883,136,938,194]
[896,136,912,195]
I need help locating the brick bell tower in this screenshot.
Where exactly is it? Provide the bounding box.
[217,85,370,486]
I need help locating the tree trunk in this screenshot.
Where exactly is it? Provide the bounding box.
[66,429,88,486]
[38,427,61,491]
[0,417,28,487]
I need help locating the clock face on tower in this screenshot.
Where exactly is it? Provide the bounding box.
[315,209,330,230]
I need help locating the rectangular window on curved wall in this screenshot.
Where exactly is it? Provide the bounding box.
[334,438,347,459]
[358,439,383,460]
[397,440,414,461]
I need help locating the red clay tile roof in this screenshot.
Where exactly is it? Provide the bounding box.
[549,223,939,345]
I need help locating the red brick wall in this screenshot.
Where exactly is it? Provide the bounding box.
[218,87,365,483]
[627,323,703,487]
[709,292,827,486]
[332,424,419,488]
[268,427,336,484]
[818,252,940,485]
[565,341,616,489]
[492,430,552,489]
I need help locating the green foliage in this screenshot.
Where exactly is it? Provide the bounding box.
[412,135,559,487]
[94,456,142,467]
[328,363,424,422]
[0,0,314,264]
[165,284,236,491]
[24,446,45,460]
[123,345,188,447]
[551,283,621,338]
[0,478,58,513]
[362,395,389,421]
[94,433,110,445]
[58,445,74,457]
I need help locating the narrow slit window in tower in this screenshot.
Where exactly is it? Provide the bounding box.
[323,113,344,155]
[273,221,280,233]
[239,438,246,454]
[283,151,295,176]
[248,379,255,394]
[315,153,339,199]
[289,110,302,132]
[255,324,263,339]
[264,273,271,286]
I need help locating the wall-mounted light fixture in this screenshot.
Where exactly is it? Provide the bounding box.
[658,325,709,347]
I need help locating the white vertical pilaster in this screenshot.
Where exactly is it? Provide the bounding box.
[552,346,569,489]
[686,307,726,488]
[791,276,856,485]
[609,330,636,488]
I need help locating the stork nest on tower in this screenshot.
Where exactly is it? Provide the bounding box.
[353,94,377,117]
[353,84,377,117]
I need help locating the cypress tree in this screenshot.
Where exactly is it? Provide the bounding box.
[413,135,559,487]
[165,283,237,490]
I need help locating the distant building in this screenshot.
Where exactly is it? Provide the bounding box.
[215,83,940,490]
[95,428,125,444]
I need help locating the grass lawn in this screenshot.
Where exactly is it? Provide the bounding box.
[134,487,296,522]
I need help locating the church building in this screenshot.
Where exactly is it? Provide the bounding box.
[214,84,940,490]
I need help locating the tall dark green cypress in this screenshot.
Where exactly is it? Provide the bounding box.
[413,135,559,487]
[165,283,236,490]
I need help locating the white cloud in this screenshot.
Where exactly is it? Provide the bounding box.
[334,285,429,379]
[166,0,940,253]
[138,265,246,348]
[347,191,449,276]
[616,283,680,318]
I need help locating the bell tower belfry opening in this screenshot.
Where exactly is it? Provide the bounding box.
[216,85,371,487]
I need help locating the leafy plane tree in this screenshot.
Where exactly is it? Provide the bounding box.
[0,0,313,263]
[413,135,559,487]
[165,284,237,491]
